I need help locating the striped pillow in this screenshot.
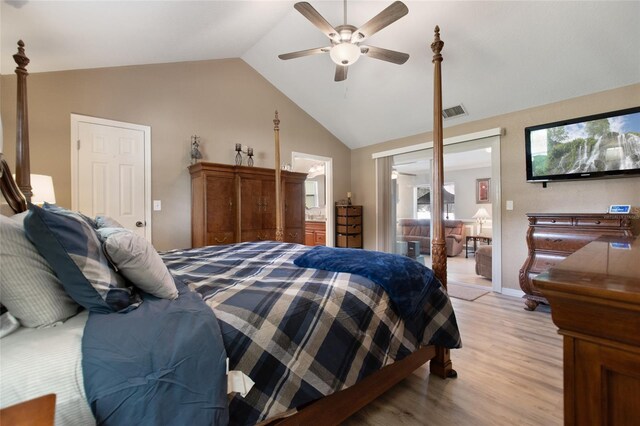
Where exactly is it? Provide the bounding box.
[24,204,141,313]
[0,213,80,327]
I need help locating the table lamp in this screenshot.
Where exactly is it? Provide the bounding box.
[473,207,490,235]
[12,173,56,205]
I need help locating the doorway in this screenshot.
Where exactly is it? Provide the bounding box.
[375,129,502,293]
[291,152,334,247]
[70,114,151,240]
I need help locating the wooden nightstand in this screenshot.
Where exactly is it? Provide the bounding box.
[0,394,56,426]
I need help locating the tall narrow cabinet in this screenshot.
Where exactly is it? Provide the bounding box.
[189,162,306,247]
[335,205,363,248]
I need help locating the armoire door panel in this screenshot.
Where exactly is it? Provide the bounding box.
[206,175,235,234]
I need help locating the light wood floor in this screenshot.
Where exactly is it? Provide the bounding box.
[344,294,563,426]
[423,253,493,288]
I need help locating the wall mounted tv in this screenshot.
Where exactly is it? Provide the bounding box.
[525,106,640,183]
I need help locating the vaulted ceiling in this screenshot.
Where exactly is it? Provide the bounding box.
[2,1,638,149]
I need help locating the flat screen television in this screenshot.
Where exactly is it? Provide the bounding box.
[525,106,640,182]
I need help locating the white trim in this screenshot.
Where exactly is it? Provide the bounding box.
[70,114,152,241]
[371,128,503,159]
[488,135,502,294]
[291,152,334,247]
[500,287,525,299]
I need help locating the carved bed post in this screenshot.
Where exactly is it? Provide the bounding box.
[429,26,456,379]
[273,111,284,242]
[0,41,29,214]
[14,40,32,203]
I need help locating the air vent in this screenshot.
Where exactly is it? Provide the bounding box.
[442,104,467,119]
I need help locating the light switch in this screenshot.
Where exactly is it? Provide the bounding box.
[153,200,162,211]
[506,200,513,210]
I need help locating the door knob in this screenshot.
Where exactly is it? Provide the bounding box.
[136,221,145,227]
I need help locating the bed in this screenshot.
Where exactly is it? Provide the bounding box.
[0,28,458,425]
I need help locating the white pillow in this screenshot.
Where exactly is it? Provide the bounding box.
[97,228,178,300]
[0,214,80,327]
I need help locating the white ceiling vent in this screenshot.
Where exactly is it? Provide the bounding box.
[442,104,468,120]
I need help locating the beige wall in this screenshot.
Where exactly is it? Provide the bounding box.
[352,83,640,291]
[1,58,351,250]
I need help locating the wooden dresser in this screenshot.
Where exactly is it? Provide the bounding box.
[189,162,306,247]
[535,236,640,425]
[335,205,363,248]
[518,212,637,311]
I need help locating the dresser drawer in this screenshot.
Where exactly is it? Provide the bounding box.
[336,224,362,234]
[336,206,362,216]
[337,215,362,226]
[574,218,622,227]
[530,252,567,273]
[285,228,304,244]
[206,231,235,245]
[532,230,598,253]
[242,229,275,242]
[337,234,362,248]
[534,217,573,226]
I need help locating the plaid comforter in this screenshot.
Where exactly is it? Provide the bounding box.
[162,241,461,425]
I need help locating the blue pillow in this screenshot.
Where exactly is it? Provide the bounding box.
[24,204,141,313]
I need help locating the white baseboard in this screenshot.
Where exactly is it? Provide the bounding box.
[500,288,525,298]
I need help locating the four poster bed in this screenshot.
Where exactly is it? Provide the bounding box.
[0,28,459,426]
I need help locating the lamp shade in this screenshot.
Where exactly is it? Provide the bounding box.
[330,43,360,66]
[13,174,56,205]
[473,207,490,219]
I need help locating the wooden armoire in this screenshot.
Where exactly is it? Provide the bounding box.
[189,162,306,247]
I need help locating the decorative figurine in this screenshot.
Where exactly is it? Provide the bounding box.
[190,135,202,165]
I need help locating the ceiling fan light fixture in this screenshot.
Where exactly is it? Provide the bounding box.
[330,43,360,66]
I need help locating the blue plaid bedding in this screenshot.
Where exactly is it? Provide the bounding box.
[162,241,461,426]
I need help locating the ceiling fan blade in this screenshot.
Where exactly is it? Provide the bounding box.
[352,1,408,43]
[294,2,340,42]
[334,65,348,82]
[278,47,330,60]
[360,45,409,64]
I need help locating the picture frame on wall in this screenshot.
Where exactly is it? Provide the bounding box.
[476,178,491,204]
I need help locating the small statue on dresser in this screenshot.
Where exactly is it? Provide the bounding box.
[190,135,203,165]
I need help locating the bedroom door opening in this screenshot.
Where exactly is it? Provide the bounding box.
[70,114,152,240]
[375,129,502,293]
[292,152,334,247]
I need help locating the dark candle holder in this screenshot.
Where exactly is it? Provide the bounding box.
[235,143,242,166]
[247,147,254,167]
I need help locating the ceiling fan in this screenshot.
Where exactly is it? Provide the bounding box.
[278,1,410,82]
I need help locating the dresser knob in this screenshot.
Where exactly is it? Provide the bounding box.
[595,220,601,224]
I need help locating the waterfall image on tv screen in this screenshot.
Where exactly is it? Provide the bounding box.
[528,110,640,179]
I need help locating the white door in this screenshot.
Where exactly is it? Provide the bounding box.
[71,115,151,239]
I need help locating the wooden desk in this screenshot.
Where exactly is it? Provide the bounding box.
[535,236,640,425]
[0,394,56,426]
[465,235,491,258]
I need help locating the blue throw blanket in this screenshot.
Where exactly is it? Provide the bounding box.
[82,280,229,425]
[294,246,441,319]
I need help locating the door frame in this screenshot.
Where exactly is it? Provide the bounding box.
[372,128,503,294]
[70,114,152,240]
[291,152,334,247]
